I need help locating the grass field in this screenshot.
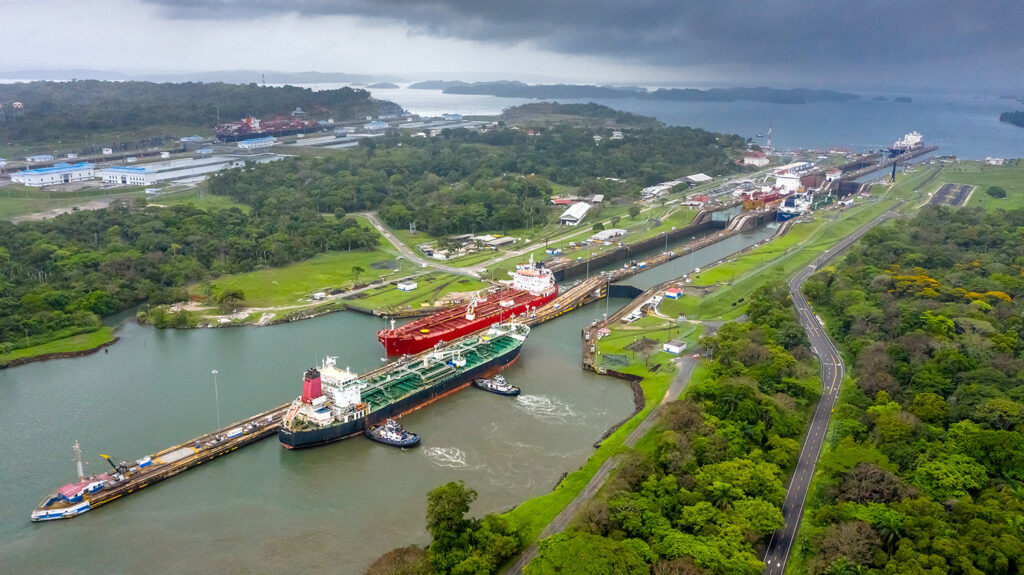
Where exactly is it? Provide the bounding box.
[196,248,414,307]
[345,273,488,311]
[0,327,116,366]
[152,186,251,212]
[927,161,1024,210]
[193,216,414,307]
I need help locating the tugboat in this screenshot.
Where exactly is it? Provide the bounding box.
[473,374,521,396]
[365,419,420,447]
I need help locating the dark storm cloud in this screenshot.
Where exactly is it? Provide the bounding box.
[142,0,1023,82]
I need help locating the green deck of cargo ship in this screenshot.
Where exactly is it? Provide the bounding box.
[361,329,523,412]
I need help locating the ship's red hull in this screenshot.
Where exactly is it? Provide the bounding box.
[378,289,556,355]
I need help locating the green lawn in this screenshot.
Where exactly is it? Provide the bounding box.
[345,273,488,311]
[0,326,116,366]
[193,216,412,307]
[195,248,414,307]
[153,186,251,213]
[928,161,1024,211]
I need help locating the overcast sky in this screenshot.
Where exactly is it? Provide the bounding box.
[2,0,1022,91]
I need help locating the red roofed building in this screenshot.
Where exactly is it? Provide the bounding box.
[743,151,769,167]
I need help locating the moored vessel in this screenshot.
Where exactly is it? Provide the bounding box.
[280,321,531,449]
[378,257,556,356]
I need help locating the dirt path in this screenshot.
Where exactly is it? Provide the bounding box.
[8,198,116,223]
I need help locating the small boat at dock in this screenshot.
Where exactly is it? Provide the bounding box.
[365,419,420,447]
[473,374,521,396]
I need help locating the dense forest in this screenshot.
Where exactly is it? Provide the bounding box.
[0,80,402,146]
[210,123,745,236]
[367,285,821,574]
[1,120,744,354]
[0,199,379,353]
[500,102,664,129]
[1000,110,1024,127]
[796,206,1024,574]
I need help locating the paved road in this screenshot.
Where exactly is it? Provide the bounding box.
[359,211,483,279]
[761,207,899,574]
[502,357,697,574]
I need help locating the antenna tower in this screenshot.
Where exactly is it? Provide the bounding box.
[73,441,85,480]
[409,221,416,235]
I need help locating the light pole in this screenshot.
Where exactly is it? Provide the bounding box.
[211,369,221,430]
[689,236,696,272]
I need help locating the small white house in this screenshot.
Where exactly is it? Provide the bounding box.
[664,288,682,299]
[825,168,843,182]
[102,148,113,155]
[663,340,687,354]
[397,280,418,291]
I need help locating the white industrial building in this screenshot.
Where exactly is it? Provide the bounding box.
[743,152,769,167]
[25,154,55,163]
[686,173,713,184]
[592,229,627,241]
[663,340,687,354]
[825,168,843,181]
[559,202,591,226]
[12,162,95,187]
[100,166,154,186]
[99,154,284,186]
[237,136,276,150]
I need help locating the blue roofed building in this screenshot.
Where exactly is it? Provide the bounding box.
[237,136,276,150]
[11,162,95,187]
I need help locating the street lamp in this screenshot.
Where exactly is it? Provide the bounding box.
[211,369,221,430]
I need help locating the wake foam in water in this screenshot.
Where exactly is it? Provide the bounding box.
[422,447,471,468]
[514,395,578,422]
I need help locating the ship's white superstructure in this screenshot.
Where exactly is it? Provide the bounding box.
[509,256,556,295]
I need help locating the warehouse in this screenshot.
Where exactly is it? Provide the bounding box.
[559,202,591,226]
[12,162,95,187]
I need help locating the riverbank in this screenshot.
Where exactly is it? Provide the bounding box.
[0,327,118,369]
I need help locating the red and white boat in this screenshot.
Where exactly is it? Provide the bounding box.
[378,257,557,356]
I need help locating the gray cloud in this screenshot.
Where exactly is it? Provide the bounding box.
[140,0,1024,87]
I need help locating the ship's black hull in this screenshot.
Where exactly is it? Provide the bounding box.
[279,343,522,449]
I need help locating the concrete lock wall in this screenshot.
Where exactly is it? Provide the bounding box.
[551,219,726,282]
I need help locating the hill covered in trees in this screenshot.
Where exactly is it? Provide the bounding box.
[499,102,663,129]
[0,198,379,355]
[210,122,746,237]
[795,206,1024,574]
[1000,110,1024,127]
[0,80,402,147]
[419,80,859,104]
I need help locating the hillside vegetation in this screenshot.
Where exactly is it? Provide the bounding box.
[793,206,1024,574]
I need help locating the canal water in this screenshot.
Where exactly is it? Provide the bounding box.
[0,227,771,573]
[0,311,631,574]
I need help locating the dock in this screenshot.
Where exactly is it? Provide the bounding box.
[50,404,288,517]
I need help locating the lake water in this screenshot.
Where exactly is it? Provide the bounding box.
[360,85,1023,160]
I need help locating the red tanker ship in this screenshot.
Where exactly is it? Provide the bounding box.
[378,257,557,356]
